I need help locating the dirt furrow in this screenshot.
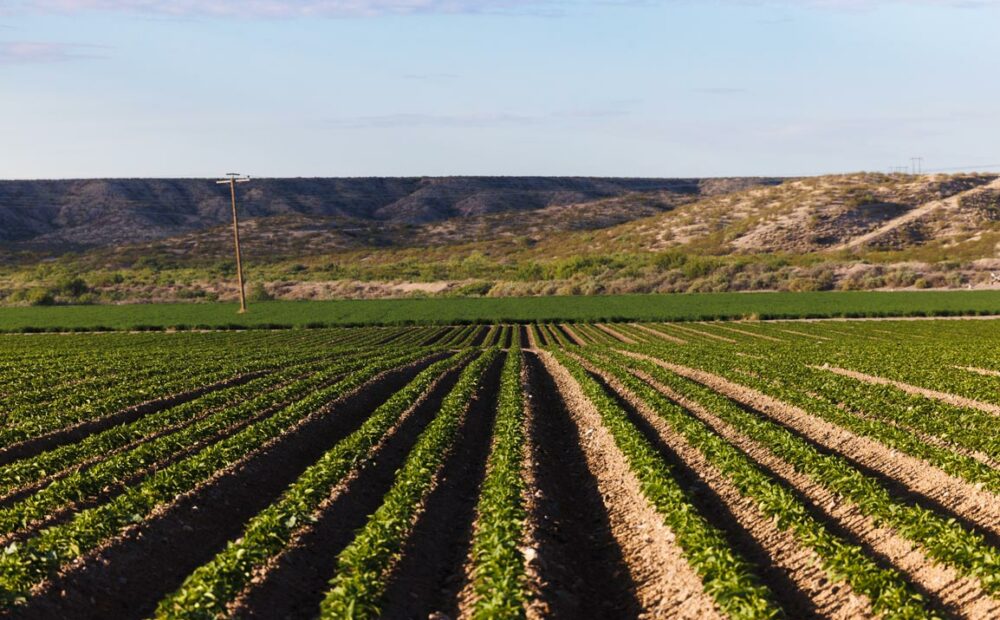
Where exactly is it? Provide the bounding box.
[229,360,469,619]
[559,324,588,346]
[669,324,737,343]
[817,365,1000,416]
[577,356,876,619]
[532,351,721,619]
[12,357,442,620]
[710,324,785,343]
[630,353,1000,541]
[0,370,269,468]
[776,329,830,341]
[594,324,637,344]
[955,366,1000,379]
[631,368,1000,620]
[630,323,687,345]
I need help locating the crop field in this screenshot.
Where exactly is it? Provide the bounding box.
[0,319,999,619]
[4,289,1000,332]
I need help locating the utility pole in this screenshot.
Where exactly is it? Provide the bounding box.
[216,173,251,313]
[911,157,924,175]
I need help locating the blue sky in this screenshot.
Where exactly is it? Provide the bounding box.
[1,0,999,178]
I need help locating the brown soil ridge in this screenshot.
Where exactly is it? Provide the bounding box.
[230,358,470,619]
[775,328,830,341]
[559,324,588,346]
[630,323,688,345]
[669,324,738,344]
[520,352,641,619]
[524,325,539,349]
[710,324,785,343]
[627,363,1000,620]
[0,370,269,468]
[575,353,875,620]
[956,366,1000,379]
[536,350,721,619]
[816,365,1000,417]
[593,324,637,344]
[627,353,1000,543]
[12,356,443,620]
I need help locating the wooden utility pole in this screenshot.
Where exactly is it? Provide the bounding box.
[216,173,251,313]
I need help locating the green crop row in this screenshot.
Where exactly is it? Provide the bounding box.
[155,350,471,619]
[585,349,935,619]
[547,349,781,620]
[625,346,1000,596]
[0,348,429,606]
[0,350,394,538]
[0,352,362,498]
[319,348,500,619]
[467,346,528,619]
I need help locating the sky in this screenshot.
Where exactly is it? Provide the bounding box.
[1,0,999,179]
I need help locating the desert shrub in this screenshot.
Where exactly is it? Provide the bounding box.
[248,283,274,302]
[26,288,56,306]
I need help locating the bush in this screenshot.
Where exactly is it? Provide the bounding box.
[26,288,56,306]
[248,283,274,302]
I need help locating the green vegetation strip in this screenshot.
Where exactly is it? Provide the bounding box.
[320,348,499,619]
[467,346,528,619]
[584,349,933,619]
[0,349,426,606]
[547,349,781,620]
[154,351,470,619]
[626,347,1000,595]
[4,290,1000,331]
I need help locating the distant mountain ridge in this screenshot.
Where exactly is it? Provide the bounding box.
[0,176,782,251]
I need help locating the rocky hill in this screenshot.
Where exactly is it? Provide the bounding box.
[0,176,781,251]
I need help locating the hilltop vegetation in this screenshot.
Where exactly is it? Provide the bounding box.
[2,173,1000,305]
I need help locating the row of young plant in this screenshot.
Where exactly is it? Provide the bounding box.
[465,332,528,619]
[546,348,781,620]
[0,349,419,540]
[319,349,500,618]
[580,348,935,619]
[0,351,367,499]
[154,350,473,619]
[661,342,1000,498]
[622,344,1000,597]
[0,348,433,606]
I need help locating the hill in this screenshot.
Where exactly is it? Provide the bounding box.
[0,176,779,252]
[2,172,1000,305]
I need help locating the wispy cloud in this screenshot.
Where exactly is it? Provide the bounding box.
[6,1,580,18]
[0,40,105,63]
[4,0,996,17]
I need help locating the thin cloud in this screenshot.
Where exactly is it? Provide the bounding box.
[7,1,579,17]
[0,40,106,63]
[694,87,748,95]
